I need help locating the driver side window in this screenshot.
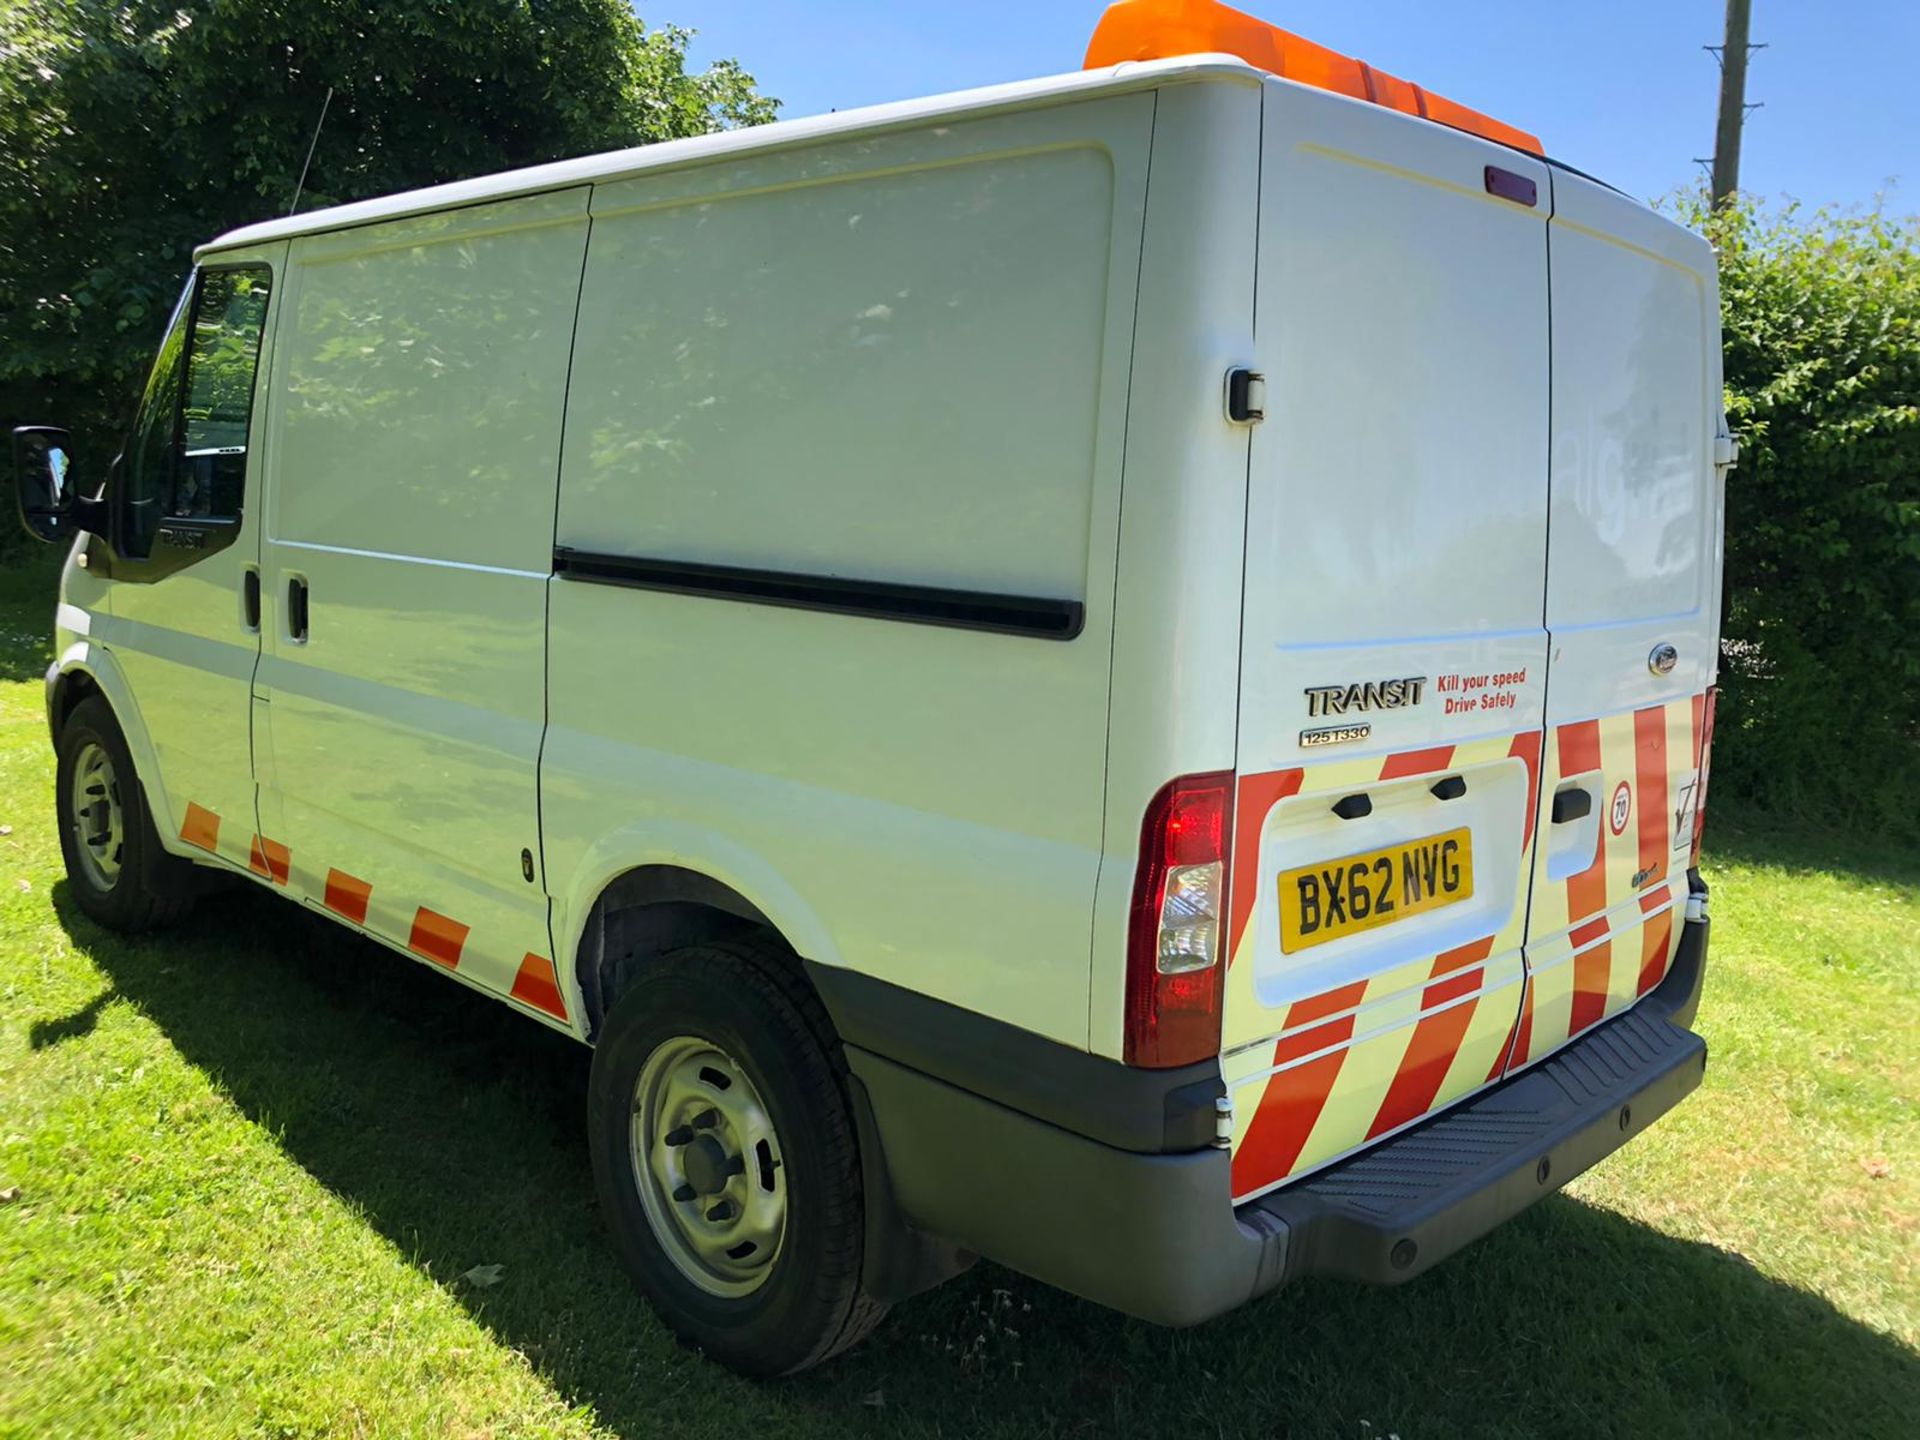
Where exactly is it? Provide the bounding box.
[122,265,273,558]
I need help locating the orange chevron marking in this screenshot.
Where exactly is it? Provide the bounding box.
[180,802,220,853]
[323,868,373,926]
[1232,1047,1349,1196]
[511,953,568,1021]
[1633,704,1669,890]
[1507,978,1535,1071]
[1636,888,1676,996]
[407,907,470,971]
[247,835,292,884]
[1380,744,1455,779]
[1227,767,1304,957]
[1368,991,1480,1140]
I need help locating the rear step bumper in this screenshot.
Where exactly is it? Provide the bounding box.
[851,916,1709,1326]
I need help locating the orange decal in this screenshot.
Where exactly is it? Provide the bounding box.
[1431,933,1495,979]
[1569,937,1613,1036]
[511,953,569,1022]
[1422,966,1483,1009]
[407,907,469,971]
[1368,993,1479,1139]
[180,802,221,854]
[247,835,291,885]
[1232,1048,1349,1195]
[1633,705,1669,886]
[1636,905,1675,997]
[1228,767,1304,957]
[1380,744,1455,780]
[323,869,373,926]
[1285,978,1369,1028]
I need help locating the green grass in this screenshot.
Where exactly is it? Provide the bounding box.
[0,559,1915,1438]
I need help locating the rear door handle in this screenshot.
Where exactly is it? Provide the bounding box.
[241,567,261,631]
[1551,788,1592,824]
[287,576,310,642]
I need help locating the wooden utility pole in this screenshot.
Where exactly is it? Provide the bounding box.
[1709,0,1756,207]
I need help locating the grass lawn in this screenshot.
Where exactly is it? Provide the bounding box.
[1,551,1915,1438]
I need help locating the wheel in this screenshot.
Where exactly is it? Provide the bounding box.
[588,937,887,1375]
[54,694,196,932]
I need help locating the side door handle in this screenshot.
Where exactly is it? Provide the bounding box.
[287,575,310,643]
[242,567,261,631]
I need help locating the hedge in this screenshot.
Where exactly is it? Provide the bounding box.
[1704,199,1920,841]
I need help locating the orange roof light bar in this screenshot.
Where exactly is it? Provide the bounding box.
[1084,0,1543,156]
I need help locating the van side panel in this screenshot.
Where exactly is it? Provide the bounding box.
[1225,81,1552,1201]
[254,191,590,1021]
[544,98,1153,1045]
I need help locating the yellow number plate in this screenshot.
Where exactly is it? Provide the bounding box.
[1277,827,1474,953]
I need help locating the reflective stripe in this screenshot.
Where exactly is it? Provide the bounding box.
[407,907,470,971]
[511,953,569,1021]
[248,835,291,885]
[323,868,373,926]
[180,801,221,853]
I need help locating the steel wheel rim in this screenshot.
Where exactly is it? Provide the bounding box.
[68,740,124,892]
[631,1034,787,1298]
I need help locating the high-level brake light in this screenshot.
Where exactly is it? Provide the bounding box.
[1084,0,1543,157]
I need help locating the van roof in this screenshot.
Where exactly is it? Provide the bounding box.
[197,55,1260,260]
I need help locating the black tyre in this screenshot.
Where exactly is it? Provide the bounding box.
[54,694,197,932]
[588,937,887,1375]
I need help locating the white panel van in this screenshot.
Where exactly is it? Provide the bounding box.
[13,2,1731,1377]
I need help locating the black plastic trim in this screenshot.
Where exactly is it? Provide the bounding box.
[552,547,1084,641]
[1251,917,1710,1286]
[852,919,1711,1328]
[806,961,1222,1153]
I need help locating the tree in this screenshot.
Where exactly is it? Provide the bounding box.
[0,0,775,491]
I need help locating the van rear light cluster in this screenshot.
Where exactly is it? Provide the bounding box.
[1690,688,1717,868]
[1125,772,1234,1068]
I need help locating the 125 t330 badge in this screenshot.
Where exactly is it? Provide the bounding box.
[1299,674,1425,747]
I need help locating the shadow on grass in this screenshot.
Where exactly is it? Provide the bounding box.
[0,550,63,684]
[63,880,1920,1439]
[1704,800,1920,894]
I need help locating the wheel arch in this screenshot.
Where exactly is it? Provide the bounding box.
[556,829,844,1042]
[47,644,175,844]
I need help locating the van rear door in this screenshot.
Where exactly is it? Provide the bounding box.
[1223,81,1552,1202]
[1507,170,1725,1070]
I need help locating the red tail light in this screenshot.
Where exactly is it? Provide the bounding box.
[1125,771,1234,1068]
[1690,688,1717,868]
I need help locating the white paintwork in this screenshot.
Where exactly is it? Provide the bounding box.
[52,52,1721,1133]
[544,94,1156,1045]
[1227,79,1553,1061]
[196,58,1259,264]
[253,191,589,1004]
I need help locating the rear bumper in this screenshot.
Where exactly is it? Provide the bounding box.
[851,915,1710,1326]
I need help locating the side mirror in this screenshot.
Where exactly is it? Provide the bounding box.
[12,425,76,544]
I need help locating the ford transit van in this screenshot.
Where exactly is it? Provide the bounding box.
[13,0,1731,1376]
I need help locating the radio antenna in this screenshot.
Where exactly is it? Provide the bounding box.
[287,85,334,217]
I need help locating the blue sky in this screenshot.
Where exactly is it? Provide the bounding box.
[669,1,1915,213]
